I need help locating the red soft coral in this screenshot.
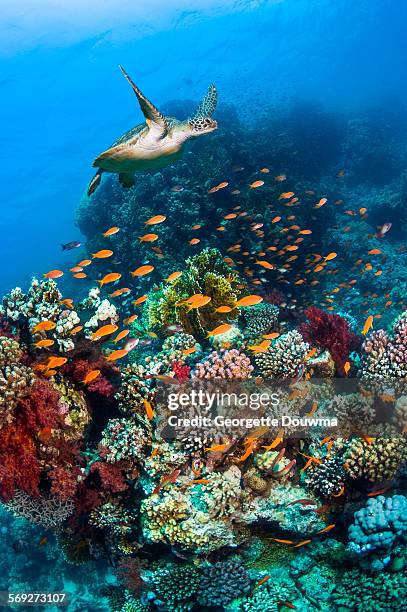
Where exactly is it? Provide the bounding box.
[0,423,41,501]
[49,465,81,501]
[171,361,191,382]
[90,461,128,494]
[62,358,117,397]
[299,307,360,374]
[16,379,61,430]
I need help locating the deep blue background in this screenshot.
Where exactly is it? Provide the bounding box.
[1,0,406,294]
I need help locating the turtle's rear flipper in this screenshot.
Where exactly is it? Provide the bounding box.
[88,169,104,196]
[119,172,135,189]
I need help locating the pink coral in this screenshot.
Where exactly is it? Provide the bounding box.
[194,349,253,379]
[362,311,407,380]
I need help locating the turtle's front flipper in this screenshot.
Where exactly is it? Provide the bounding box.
[88,169,104,196]
[118,172,135,189]
[118,65,168,137]
[192,84,218,119]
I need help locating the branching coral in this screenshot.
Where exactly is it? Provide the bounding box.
[254,330,310,378]
[343,436,407,483]
[332,567,407,611]
[145,248,242,338]
[115,364,154,416]
[242,303,279,340]
[361,310,407,384]
[196,559,251,607]
[193,348,253,379]
[202,466,243,517]
[0,336,35,426]
[4,489,75,528]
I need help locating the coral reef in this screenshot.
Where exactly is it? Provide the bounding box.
[347,495,407,571]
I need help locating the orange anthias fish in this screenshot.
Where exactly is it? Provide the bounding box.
[69,325,83,335]
[123,314,138,325]
[82,370,101,385]
[78,259,92,267]
[139,233,159,242]
[103,226,120,236]
[262,428,284,450]
[263,332,280,340]
[144,399,154,420]
[248,340,271,353]
[207,323,233,336]
[271,538,295,545]
[166,271,182,282]
[113,329,130,343]
[235,295,263,307]
[60,298,74,309]
[73,273,87,279]
[292,539,312,548]
[34,339,54,349]
[316,524,336,535]
[279,191,295,199]
[254,575,271,589]
[249,180,265,189]
[106,349,129,362]
[46,356,68,369]
[44,269,64,279]
[256,260,274,269]
[98,273,122,286]
[91,324,118,340]
[92,250,113,259]
[205,442,231,452]
[315,197,327,208]
[189,238,201,245]
[153,468,182,495]
[324,252,337,261]
[215,305,233,313]
[186,295,211,310]
[362,315,374,335]
[133,294,149,306]
[131,265,154,277]
[275,174,287,181]
[208,181,229,193]
[33,320,56,332]
[224,213,238,220]
[187,478,210,486]
[145,215,166,225]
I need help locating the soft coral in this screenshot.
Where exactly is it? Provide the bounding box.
[299,307,360,374]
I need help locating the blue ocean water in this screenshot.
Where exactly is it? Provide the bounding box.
[1,1,407,611]
[1,0,407,295]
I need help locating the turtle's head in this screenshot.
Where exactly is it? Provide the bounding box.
[188,116,218,136]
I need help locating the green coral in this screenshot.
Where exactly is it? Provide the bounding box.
[331,568,407,611]
[145,248,243,338]
[150,564,201,612]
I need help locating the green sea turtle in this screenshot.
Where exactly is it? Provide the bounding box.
[88,66,218,195]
